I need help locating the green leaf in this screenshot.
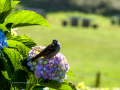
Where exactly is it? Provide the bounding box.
[11,69,28,89]
[16,45,30,58]
[0,51,12,77]
[0,71,11,90]
[7,39,30,58]
[4,10,51,28]
[33,86,49,90]
[26,77,38,90]
[67,70,75,77]
[1,49,14,74]
[22,66,33,75]
[12,1,20,10]
[39,81,73,90]
[7,40,24,48]
[0,0,11,13]
[64,80,77,90]
[0,24,8,31]
[0,0,12,23]
[1,47,22,72]
[7,35,37,48]
[0,55,6,71]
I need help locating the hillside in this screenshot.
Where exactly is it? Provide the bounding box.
[17,12,120,88]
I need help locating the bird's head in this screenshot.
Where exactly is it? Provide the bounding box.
[52,39,61,46]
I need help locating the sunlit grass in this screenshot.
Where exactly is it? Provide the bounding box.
[17,11,120,87]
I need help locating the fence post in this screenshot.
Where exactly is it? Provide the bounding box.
[95,72,101,87]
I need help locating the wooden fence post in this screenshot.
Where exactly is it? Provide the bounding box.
[95,72,101,87]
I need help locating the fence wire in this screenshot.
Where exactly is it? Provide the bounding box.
[72,71,120,84]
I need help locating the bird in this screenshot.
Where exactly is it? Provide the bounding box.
[29,39,61,62]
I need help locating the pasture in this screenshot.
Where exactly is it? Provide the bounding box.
[17,11,120,88]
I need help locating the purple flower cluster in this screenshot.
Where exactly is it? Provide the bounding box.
[0,29,8,50]
[27,46,69,83]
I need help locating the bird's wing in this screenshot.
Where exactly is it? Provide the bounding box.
[30,44,56,62]
[41,44,56,56]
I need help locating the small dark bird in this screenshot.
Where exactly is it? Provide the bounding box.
[29,39,61,62]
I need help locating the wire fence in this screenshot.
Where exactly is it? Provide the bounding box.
[72,70,120,85]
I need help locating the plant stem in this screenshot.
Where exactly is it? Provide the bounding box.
[26,78,37,90]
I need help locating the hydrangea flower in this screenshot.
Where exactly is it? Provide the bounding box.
[0,29,8,50]
[27,46,69,83]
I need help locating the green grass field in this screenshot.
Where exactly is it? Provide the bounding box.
[17,11,120,88]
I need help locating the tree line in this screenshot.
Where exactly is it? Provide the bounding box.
[20,0,120,16]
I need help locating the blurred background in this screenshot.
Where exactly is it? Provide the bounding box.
[16,0,120,88]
